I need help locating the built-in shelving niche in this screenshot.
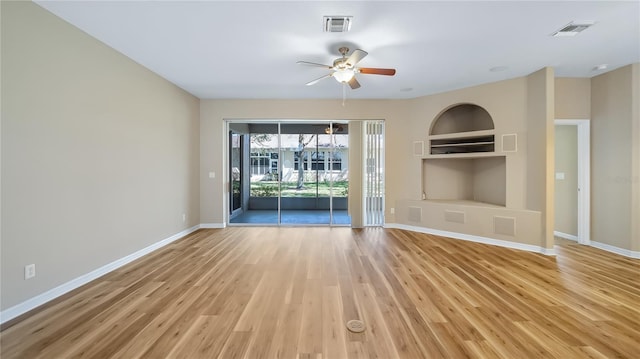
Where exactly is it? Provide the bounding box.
[429,104,495,156]
[422,156,506,206]
[424,103,505,207]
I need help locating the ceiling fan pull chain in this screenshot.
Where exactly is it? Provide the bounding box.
[342,83,347,106]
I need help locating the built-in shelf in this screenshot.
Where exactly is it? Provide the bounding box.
[428,129,495,140]
[430,134,495,155]
[422,156,506,206]
[421,199,505,208]
[425,152,505,160]
[423,104,504,206]
[428,104,496,156]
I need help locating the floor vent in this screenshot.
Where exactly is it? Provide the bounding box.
[346,320,365,333]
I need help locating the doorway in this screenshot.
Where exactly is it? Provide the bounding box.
[227,120,350,226]
[554,119,590,245]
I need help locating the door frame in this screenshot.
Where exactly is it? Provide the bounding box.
[555,119,590,245]
[228,130,244,219]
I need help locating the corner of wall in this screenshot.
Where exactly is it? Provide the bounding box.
[525,67,555,250]
[631,64,640,251]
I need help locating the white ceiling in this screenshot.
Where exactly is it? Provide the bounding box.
[36,1,640,100]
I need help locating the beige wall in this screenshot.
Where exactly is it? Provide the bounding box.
[525,68,555,249]
[555,78,591,119]
[1,2,200,310]
[591,64,639,251]
[632,64,640,252]
[348,122,363,227]
[554,125,578,236]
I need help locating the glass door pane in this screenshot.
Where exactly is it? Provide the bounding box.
[329,124,351,225]
[230,122,279,224]
[280,123,330,225]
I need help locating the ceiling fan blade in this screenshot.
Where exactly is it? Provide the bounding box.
[359,67,396,76]
[345,49,368,67]
[297,61,332,68]
[348,76,361,89]
[305,74,332,86]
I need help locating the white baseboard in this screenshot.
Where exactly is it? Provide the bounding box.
[0,225,201,325]
[200,223,226,229]
[590,241,640,259]
[553,231,639,259]
[384,223,556,256]
[554,231,578,241]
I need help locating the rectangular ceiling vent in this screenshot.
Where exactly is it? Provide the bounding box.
[323,16,353,32]
[552,21,595,37]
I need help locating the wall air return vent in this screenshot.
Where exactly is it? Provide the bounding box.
[323,16,353,32]
[552,21,595,37]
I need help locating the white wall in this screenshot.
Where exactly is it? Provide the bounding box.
[1,2,200,310]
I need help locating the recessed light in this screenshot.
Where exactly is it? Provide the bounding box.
[593,64,608,71]
[490,66,509,72]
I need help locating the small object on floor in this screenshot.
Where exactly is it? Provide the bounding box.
[346,319,365,333]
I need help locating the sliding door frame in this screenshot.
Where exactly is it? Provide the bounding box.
[224,119,353,227]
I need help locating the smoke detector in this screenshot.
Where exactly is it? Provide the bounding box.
[552,21,595,37]
[323,16,353,32]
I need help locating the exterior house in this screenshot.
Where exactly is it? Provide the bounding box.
[247,133,349,183]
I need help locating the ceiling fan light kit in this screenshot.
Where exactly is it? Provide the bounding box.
[333,68,355,83]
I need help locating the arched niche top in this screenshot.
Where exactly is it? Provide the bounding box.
[430,103,494,135]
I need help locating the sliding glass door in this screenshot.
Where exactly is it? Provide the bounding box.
[228,121,350,226]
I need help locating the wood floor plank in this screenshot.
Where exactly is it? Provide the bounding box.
[216,330,253,359]
[298,278,324,357]
[322,286,349,359]
[351,283,400,359]
[2,227,639,359]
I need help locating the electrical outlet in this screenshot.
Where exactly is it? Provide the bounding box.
[182,213,186,222]
[390,207,395,214]
[25,264,36,280]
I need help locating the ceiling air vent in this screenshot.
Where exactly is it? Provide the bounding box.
[323,16,353,32]
[552,21,595,37]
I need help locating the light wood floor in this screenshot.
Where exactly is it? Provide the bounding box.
[1,228,639,358]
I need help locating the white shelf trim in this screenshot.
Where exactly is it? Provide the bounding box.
[428,129,495,140]
[430,141,494,148]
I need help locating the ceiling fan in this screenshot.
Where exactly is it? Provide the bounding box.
[297,47,396,90]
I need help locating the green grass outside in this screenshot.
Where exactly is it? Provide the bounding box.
[250,181,348,197]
